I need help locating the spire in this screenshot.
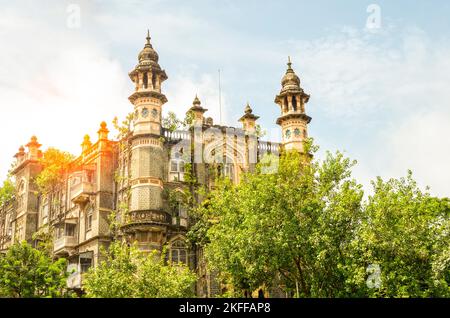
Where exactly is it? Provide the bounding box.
[189,94,207,113]
[193,94,201,106]
[244,102,252,114]
[279,56,300,91]
[137,29,158,64]
[287,56,292,70]
[239,102,259,122]
[145,29,152,47]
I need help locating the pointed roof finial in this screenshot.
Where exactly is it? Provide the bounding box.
[244,102,252,114]
[287,56,292,70]
[193,94,201,105]
[146,29,151,46]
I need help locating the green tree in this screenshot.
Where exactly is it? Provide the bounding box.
[35,148,74,194]
[83,241,197,298]
[192,146,364,297]
[0,241,69,298]
[0,178,15,206]
[347,172,450,297]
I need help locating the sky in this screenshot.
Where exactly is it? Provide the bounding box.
[0,0,449,197]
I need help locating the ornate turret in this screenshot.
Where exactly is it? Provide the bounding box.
[97,122,109,141]
[129,30,168,136]
[14,145,26,163]
[81,135,92,153]
[124,30,171,246]
[239,102,259,132]
[188,95,208,126]
[25,136,42,160]
[274,57,311,152]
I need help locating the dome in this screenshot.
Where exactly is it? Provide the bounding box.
[281,58,300,88]
[138,31,159,63]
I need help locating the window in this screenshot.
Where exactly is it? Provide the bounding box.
[65,223,76,237]
[151,231,159,243]
[55,225,64,239]
[136,231,148,242]
[42,198,49,225]
[170,248,187,264]
[292,96,297,111]
[151,71,156,89]
[17,181,25,210]
[143,72,148,89]
[172,201,187,226]
[169,240,188,265]
[86,207,93,231]
[169,159,185,182]
[217,163,234,182]
[16,226,23,240]
[80,253,93,273]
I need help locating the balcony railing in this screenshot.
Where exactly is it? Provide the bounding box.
[162,129,191,142]
[71,182,94,204]
[54,236,77,252]
[122,210,171,229]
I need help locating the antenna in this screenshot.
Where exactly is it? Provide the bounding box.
[218,69,222,125]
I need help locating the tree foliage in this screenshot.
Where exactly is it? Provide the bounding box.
[0,241,69,298]
[35,148,74,194]
[0,178,15,207]
[83,241,197,298]
[346,172,450,297]
[191,145,450,297]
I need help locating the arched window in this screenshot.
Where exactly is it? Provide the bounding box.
[143,72,148,89]
[172,200,188,227]
[151,72,156,89]
[169,149,185,182]
[169,239,188,265]
[284,96,289,112]
[17,180,26,210]
[292,96,297,111]
[41,197,49,225]
[86,205,93,231]
[222,163,234,182]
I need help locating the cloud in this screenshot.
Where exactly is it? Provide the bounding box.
[287,26,450,197]
[0,2,448,199]
[0,2,229,182]
[164,66,229,126]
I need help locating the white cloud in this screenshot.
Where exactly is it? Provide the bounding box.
[0,3,229,183]
[164,67,230,126]
[0,3,448,199]
[289,26,450,197]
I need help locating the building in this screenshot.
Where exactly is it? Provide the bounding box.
[0,31,312,297]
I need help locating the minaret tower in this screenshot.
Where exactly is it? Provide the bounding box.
[129,30,168,136]
[127,31,169,242]
[274,57,311,152]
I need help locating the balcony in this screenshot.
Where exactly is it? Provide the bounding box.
[71,182,94,204]
[121,210,171,231]
[54,236,77,253]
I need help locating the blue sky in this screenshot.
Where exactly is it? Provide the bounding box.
[0,0,449,196]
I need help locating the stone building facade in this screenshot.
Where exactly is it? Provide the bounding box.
[0,32,312,297]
